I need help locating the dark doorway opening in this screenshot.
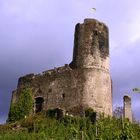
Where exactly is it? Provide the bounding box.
[35,97,44,113]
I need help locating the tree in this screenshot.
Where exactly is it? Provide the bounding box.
[113,106,123,119]
[132,88,140,93]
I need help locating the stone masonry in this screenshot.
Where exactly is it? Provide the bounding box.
[123,96,132,122]
[10,19,113,117]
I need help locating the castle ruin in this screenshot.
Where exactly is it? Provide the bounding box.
[10,19,113,117]
[123,96,132,122]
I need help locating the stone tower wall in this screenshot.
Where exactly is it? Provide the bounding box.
[71,19,109,69]
[71,19,112,116]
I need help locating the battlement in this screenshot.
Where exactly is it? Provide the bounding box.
[42,64,72,75]
[18,64,73,87]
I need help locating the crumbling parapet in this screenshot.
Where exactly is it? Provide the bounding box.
[123,95,132,122]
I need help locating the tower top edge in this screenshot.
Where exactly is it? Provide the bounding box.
[76,18,108,30]
[123,95,131,101]
[83,18,107,26]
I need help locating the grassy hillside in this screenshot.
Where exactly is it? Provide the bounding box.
[0,114,140,140]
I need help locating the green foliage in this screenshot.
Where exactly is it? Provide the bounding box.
[46,109,57,118]
[85,107,97,123]
[8,88,33,122]
[85,107,95,117]
[120,119,135,140]
[132,87,140,94]
[1,114,140,140]
[132,88,139,92]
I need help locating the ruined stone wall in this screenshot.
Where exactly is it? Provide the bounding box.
[123,96,132,122]
[12,66,86,116]
[10,18,112,117]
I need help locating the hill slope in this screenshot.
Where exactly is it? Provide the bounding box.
[0,114,140,140]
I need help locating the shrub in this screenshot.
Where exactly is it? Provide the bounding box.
[1,115,140,139]
[8,88,33,122]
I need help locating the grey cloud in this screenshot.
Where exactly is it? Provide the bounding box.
[111,40,140,120]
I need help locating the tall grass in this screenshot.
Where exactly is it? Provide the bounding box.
[0,114,140,140]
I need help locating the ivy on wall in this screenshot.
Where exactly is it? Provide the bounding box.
[8,88,33,122]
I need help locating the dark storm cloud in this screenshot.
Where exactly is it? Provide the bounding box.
[0,0,80,123]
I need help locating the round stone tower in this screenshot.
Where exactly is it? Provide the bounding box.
[71,18,109,69]
[70,19,112,116]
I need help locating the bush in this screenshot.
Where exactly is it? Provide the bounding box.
[1,113,140,139]
[8,88,33,122]
[85,107,97,123]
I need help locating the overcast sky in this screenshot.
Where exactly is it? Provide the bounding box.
[0,0,140,123]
